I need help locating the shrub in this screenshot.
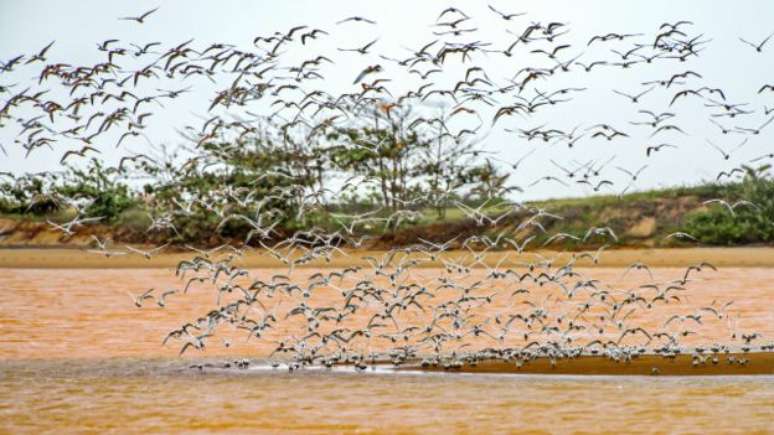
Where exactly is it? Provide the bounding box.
[682,166,774,245]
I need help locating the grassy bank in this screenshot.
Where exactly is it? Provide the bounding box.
[1,179,773,250]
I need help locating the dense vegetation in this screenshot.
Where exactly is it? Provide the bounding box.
[0,115,771,248]
[683,165,774,245]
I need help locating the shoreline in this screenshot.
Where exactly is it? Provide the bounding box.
[3,352,771,376]
[2,246,774,269]
[401,352,774,376]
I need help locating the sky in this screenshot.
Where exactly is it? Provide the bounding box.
[1,0,773,201]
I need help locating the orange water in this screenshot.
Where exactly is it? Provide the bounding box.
[1,268,773,433]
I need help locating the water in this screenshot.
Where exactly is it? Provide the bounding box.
[1,268,772,359]
[1,268,773,432]
[1,359,773,433]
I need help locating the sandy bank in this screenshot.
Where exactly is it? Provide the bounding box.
[401,352,774,375]
[1,246,774,268]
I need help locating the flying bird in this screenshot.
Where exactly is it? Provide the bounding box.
[119,7,159,24]
[353,65,382,84]
[488,5,526,20]
[646,143,677,156]
[739,31,774,52]
[336,16,377,25]
[612,86,655,103]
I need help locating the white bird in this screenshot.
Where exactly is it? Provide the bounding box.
[703,199,760,216]
[126,243,170,259]
[128,288,154,308]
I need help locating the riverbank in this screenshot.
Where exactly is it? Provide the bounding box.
[403,352,774,375]
[2,246,774,268]
[3,180,773,252]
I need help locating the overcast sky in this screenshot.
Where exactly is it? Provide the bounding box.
[1,1,773,200]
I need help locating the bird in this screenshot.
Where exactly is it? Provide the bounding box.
[616,164,648,182]
[706,138,747,160]
[622,262,654,280]
[739,32,774,52]
[751,152,774,163]
[669,89,702,106]
[664,232,698,242]
[119,7,159,24]
[479,6,519,23]
[716,168,745,181]
[437,7,470,21]
[128,289,155,308]
[702,199,760,216]
[612,86,655,103]
[530,45,570,60]
[650,124,687,138]
[157,290,177,308]
[734,116,774,135]
[60,146,101,164]
[353,65,382,84]
[588,32,643,45]
[680,262,718,284]
[46,215,104,236]
[577,179,614,192]
[574,60,608,72]
[25,41,55,64]
[337,16,377,25]
[584,226,618,242]
[667,71,702,88]
[126,243,170,259]
[300,29,329,45]
[646,143,677,156]
[338,39,379,55]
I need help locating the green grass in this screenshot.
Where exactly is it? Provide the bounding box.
[529,183,734,210]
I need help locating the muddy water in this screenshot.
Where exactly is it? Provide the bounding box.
[1,359,773,434]
[1,268,773,433]
[1,268,772,359]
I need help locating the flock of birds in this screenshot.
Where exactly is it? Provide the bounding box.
[1,5,773,372]
[136,236,772,373]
